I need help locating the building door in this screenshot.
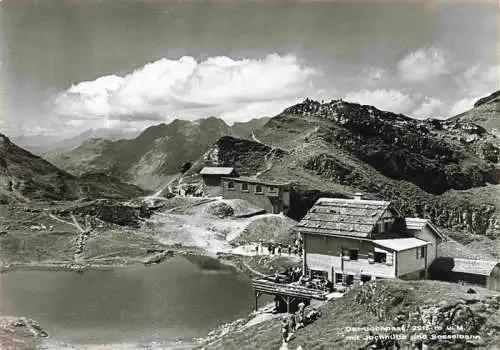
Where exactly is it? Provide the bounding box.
[269,197,281,214]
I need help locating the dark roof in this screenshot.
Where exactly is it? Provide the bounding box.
[221,176,291,186]
[438,241,495,260]
[432,257,498,276]
[200,167,235,175]
[296,198,391,238]
[451,259,498,276]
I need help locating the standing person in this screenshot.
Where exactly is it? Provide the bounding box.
[288,313,296,335]
[278,245,282,256]
[274,295,280,312]
[281,316,290,344]
[287,244,291,255]
[268,243,272,255]
[296,302,305,330]
[272,244,276,255]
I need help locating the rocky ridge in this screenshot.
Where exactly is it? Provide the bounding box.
[182,95,499,236]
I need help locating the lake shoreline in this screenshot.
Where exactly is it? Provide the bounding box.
[0,248,298,350]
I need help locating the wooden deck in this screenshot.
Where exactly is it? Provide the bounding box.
[252,278,328,301]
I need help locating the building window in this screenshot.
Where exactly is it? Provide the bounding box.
[241,183,249,192]
[374,252,387,263]
[227,181,235,190]
[269,186,277,192]
[255,185,263,194]
[420,247,425,259]
[349,249,358,261]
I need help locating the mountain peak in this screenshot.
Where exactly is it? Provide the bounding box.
[474,90,500,108]
[281,97,410,124]
[0,133,11,144]
[0,133,13,151]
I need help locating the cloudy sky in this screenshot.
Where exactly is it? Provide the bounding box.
[1,0,498,137]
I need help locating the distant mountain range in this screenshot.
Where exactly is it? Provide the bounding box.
[12,128,141,155]
[0,134,145,203]
[44,117,270,190]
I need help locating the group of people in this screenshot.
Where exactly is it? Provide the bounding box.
[298,275,334,292]
[284,266,302,283]
[254,238,303,257]
[268,266,303,284]
[281,302,322,344]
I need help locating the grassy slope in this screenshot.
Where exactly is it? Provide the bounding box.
[0,205,162,267]
[0,134,146,204]
[203,280,500,350]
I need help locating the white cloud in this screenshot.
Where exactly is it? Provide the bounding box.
[344,89,417,114]
[344,89,450,119]
[456,64,499,98]
[412,97,445,119]
[446,64,499,117]
[364,67,387,83]
[53,54,319,125]
[449,97,476,116]
[397,47,448,82]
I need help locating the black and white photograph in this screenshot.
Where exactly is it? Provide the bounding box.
[0,0,499,349]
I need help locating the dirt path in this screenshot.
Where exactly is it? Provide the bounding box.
[251,132,261,143]
[47,212,90,261]
[47,212,82,231]
[241,260,266,277]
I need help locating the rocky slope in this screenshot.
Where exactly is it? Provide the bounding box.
[181,95,499,236]
[450,90,500,137]
[0,316,48,349]
[0,133,145,203]
[202,280,500,350]
[45,117,271,190]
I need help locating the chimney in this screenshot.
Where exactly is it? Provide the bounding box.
[354,192,363,201]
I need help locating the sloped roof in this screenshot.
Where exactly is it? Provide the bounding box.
[405,217,446,240]
[296,198,391,238]
[437,241,495,260]
[433,258,499,276]
[200,167,234,175]
[405,218,428,230]
[374,238,430,252]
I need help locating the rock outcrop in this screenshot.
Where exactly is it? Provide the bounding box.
[55,200,152,228]
[0,316,48,349]
[353,281,500,349]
